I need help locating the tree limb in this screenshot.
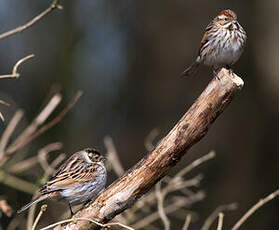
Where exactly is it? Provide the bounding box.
[55,68,244,230]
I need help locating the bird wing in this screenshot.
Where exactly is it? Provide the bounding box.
[40,158,99,194]
[198,22,213,55]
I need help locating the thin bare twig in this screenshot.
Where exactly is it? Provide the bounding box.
[0,100,10,107]
[5,91,82,158]
[9,156,38,173]
[38,142,63,175]
[0,100,10,122]
[0,170,38,194]
[132,191,205,229]
[32,205,47,230]
[182,214,192,230]
[0,0,63,40]
[40,217,134,230]
[0,200,14,217]
[0,110,24,157]
[216,213,224,230]
[104,136,125,177]
[27,192,39,230]
[12,94,62,146]
[173,150,215,180]
[232,189,279,230]
[155,181,170,230]
[201,203,237,230]
[0,54,35,79]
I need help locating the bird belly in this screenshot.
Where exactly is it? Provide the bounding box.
[60,172,107,205]
[203,31,244,67]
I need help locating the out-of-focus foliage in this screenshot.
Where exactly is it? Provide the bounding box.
[0,0,279,229]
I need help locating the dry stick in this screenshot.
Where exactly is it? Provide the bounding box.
[232,189,279,230]
[0,200,14,217]
[104,136,125,177]
[173,150,215,180]
[0,54,35,79]
[201,203,238,230]
[0,0,63,40]
[132,192,205,229]
[0,110,24,157]
[0,100,10,107]
[9,156,38,173]
[31,205,47,230]
[0,170,38,194]
[4,91,82,160]
[182,214,192,230]
[56,68,244,230]
[155,181,170,230]
[37,142,63,175]
[12,94,62,147]
[216,213,224,230]
[40,217,134,230]
[0,100,10,122]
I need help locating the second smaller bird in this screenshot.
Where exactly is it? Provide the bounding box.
[17,148,107,215]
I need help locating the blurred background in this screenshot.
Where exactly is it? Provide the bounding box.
[0,0,279,229]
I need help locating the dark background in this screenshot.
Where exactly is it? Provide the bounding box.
[0,0,279,229]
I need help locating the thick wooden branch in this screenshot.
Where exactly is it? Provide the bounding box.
[56,68,244,230]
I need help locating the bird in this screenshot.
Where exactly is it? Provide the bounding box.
[181,9,247,77]
[17,148,107,215]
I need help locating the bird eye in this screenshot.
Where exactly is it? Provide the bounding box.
[224,17,228,21]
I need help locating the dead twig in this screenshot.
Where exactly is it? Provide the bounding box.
[132,191,205,229]
[104,136,125,177]
[2,91,82,164]
[40,217,134,230]
[0,170,38,194]
[216,213,224,230]
[232,189,279,230]
[0,110,24,157]
[201,203,237,230]
[0,200,14,217]
[155,181,170,230]
[38,142,63,176]
[0,54,35,79]
[12,94,62,147]
[0,100,10,122]
[0,0,63,40]
[182,214,192,230]
[31,205,47,230]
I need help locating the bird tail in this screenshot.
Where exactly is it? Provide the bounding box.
[180,56,201,77]
[17,193,53,213]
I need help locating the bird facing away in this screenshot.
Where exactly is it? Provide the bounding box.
[181,9,247,77]
[17,148,107,215]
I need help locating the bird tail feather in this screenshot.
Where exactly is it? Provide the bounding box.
[17,193,53,213]
[181,56,201,77]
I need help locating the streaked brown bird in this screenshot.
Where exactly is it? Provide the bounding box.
[17,148,107,215]
[181,9,247,77]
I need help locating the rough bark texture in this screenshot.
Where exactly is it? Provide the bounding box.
[56,68,244,230]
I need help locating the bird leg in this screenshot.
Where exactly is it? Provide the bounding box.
[68,203,74,217]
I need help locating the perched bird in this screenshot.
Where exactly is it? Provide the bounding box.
[181,9,247,77]
[17,148,107,215]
